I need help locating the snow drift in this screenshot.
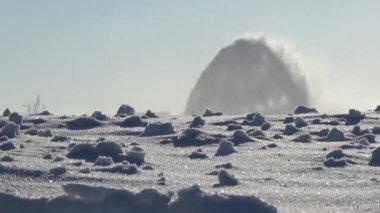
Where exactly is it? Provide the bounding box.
[185,35,310,115]
[0,184,277,213]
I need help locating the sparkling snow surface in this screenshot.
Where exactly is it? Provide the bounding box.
[1,111,380,212]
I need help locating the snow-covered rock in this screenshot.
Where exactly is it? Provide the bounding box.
[231,130,254,144]
[125,146,145,165]
[116,104,135,116]
[326,128,346,141]
[294,105,318,114]
[369,147,380,166]
[189,149,208,159]
[119,116,147,128]
[293,134,312,143]
[0,122,19,138]
[141,122,176,137]
[2,108,11,117]
[9,112,23,125]
[359,133,376,143]
[50,166,67,175]
[345,109,364,125]
[324,158,347,168]
[217,169,239,186]
[283,124,299,135]
[326,149,346,159]
[203,108,223,117]
[91,111,108,121]
[94,156,114,166]
[66,117,102,130]
[294,117,308,128]
[67,143,99,161]
[189,116,205,128]
[95,141,124,161]
[174,128,219,147]
[37,129,53,137]
[215,140,236,156]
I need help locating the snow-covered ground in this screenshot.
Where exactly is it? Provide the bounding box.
[1,107,380,212]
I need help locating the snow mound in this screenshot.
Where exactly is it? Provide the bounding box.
[372,126,380,134]
[49,166,67,175]
[0,122,19,138]
[215,169,239,187]
[0,155,14,162]
[144,110,158,118]
[140,122,176,137]
[293,134,312,143]
[359,133,376,143]
[2,108,11,117]
[91,111,108,121]
[345,109,364,125]
[215,140,236,156]
[326,149,346,159]
[203,108,223,117]
[227,123,242,131]
[125,147,145,165]
[67,144,99,161]
[369,147,380,166]
[94,156,114,166]
[375,105,380,112]
[231,130,254,144]
[294,117,308,128]
[358,138,370,146]
[283,124,299,136]
[0,120,8,128]
[189,116,205,128]
[0,136,9,142]
[283,116,294,124]
[95,141,124,161]
[174,128,219,147]
[9,112,23,125]
[37,129,53,137]
[294,105,318,114]
[66,117,102,130]
[116,104,135,116]
[189,149,208,159]
[324,158,347,168]
[119,116,147,128]
[326,128,346,141]
[51,135,69,142]
[352,125,369,136]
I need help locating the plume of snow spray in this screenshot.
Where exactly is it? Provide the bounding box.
[185,33,310,115]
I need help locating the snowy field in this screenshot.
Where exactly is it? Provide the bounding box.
[1,106,380,212]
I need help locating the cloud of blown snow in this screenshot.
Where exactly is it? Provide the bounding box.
[185,33,312,115]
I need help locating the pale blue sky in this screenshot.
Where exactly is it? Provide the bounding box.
[1,0,379,115]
